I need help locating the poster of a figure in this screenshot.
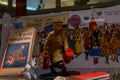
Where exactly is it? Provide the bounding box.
[0,28,36,75]
[3,43,29,68]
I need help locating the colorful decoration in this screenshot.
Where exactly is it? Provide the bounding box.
[69,15,81,28]
[64,48,74,64]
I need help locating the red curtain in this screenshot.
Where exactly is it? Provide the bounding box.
[16,0,26,17]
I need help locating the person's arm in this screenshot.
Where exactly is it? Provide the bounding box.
[63,34,69,50]
[43,32,52,54]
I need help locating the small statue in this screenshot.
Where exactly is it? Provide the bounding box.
[21,58,38,80]
[43,21,73,75]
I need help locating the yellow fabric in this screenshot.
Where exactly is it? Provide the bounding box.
[44,31,68,63]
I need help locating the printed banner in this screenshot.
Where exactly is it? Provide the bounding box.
[25,13,68,28]
[68,5,120,29]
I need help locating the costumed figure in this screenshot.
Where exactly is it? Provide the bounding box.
[69,14,81,56]
[92,42,99,64]
[13,44,26,62]
[89,42,101,64]
[109,29,119,62]
[92,25,100,46]
[100,38,111,65]
[84,30,91,60]
[73,27,82,56]
[43,21,73,75]
[89,16,97,33]
[80,29,85,53]
[67,30,75,52]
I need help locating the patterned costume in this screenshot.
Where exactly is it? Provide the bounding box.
[73,28,82,55]
[109,33,119,62]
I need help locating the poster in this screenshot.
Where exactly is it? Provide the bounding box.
[0,27,36,75]
[25,13,68,28]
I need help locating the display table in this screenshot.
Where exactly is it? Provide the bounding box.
[39,71,80,80]
[0,74,24,80]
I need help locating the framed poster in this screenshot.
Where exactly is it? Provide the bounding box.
[0,27,36,75]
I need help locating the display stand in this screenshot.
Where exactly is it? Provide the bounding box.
[39,71,80,80]
[0,74,24,80]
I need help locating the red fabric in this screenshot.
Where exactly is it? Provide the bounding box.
[40,53,50,69]
[84,34,90,48]
[43,56,50,69]
[89,21,97,32]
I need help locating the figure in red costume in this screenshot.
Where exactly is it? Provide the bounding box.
[69,15,82,56]
[84,30,91,60]
[89,16,97,33]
